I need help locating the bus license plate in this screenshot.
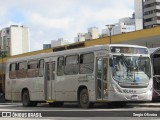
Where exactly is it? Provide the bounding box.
[131,95,138,100]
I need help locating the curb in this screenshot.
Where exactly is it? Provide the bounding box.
[127,103,160,107]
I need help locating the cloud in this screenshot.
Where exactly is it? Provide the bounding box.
[0,0,134,51]
[28,13,72,29]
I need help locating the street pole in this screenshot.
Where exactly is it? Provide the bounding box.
[109,30,111,44]
[105,24,115,44]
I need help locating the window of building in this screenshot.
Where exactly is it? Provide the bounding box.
[6,29,10,34]
[80,53,94,74]
[57,56,64,76]
[156,2,160,5]
[64,55,79,75]
[17,61,27,78]
[27,60,39,78]
[145,18,152,22]
[9,63,17,79]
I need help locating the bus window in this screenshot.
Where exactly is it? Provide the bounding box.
[52,62,55,80]
[80,53,94,74]
[97,58,102,98]
[46,62,55,80]
[9,63,17,79]
[57,57,64,76]
[39,59,44,77]
[17,61,27,78]
[64,55,79,75]
[27,60,39,78]
[103,58,108,81]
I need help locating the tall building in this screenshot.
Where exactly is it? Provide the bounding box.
[134,0,144,30]
[143,0,160,28]
[0,25,29,56]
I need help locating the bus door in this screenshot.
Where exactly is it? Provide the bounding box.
[45,61,56,100]
[96,57,108,100]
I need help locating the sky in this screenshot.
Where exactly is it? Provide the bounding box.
[0,0,134,52]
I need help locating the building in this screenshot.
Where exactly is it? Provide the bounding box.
[85,27,99,40]
[0,25,29,56]
[51,38,70,47]
[119,17,135,26]
[134,0,144,30]
[102,24,135,37]
[74,27,99,42]
[74,33,85,42]
[143,0,160,28]
[101,17,135,37]
[43,44,51,49]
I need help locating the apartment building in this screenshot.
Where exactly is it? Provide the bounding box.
[0,25,29,56]
[143,0,160,28]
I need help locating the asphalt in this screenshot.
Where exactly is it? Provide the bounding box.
[1,102,160,107]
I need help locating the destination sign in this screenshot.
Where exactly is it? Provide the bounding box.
[110,47,148,54]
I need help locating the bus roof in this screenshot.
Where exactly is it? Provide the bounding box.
[6,44,148,63]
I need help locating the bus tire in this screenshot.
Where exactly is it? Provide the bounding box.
[22,90,32,107]
[79,89,93,108]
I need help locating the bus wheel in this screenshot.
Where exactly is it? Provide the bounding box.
[79,89,93,108]
[22,90,32,107]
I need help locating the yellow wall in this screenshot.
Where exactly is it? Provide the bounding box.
[85,26,160,47]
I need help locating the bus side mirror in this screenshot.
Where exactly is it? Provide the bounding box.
[109,58,113,67]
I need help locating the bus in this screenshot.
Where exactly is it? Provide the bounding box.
[5,44,153,108]
[149,47,160,101]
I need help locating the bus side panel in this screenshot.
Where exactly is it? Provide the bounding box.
[89,75,96,102]
[77,74,96,102]
[55,75,77,101]
[5,63,12,101]
[23,77,45,101]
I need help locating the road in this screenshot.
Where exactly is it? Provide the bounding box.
[1,102,160,120]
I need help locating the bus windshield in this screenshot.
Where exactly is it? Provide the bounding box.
[112,55,151,84]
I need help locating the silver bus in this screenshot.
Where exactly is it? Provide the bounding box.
[5,44,153,108]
